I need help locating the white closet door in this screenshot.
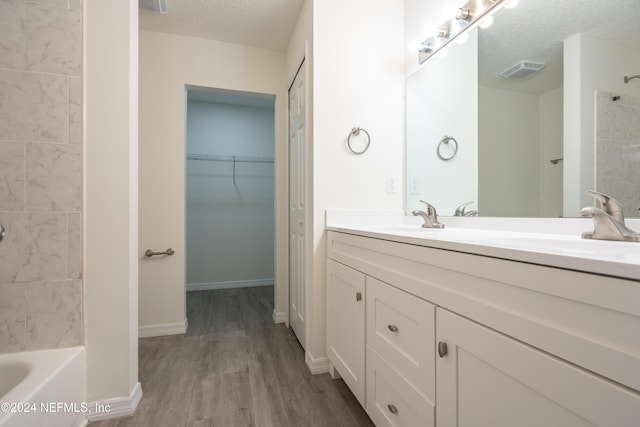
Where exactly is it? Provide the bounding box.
[289,60,306,347]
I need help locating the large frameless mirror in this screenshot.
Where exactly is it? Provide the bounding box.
[406,0,640,217]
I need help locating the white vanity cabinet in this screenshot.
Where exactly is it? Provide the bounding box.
[365,277,435,427]
[326,230,640,427]
[327,258,436,426]
[326,259,366,406]
[436,308,640,427]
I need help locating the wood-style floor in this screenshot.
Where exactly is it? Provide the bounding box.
[90,286,374,427]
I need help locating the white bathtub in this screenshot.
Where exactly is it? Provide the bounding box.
[0,347,86,427]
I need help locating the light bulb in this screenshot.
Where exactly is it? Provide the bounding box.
[408,39,421,52]
[504,0,520,8]
[442,3,458,20]
[479,15,494,28]
[456,33,469,45]
[423,23,438,39]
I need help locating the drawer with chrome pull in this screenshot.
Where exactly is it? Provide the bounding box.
[366,276,435,403]
[366,345,434,427]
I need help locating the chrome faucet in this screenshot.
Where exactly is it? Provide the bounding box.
[412,200,445,229]
[454,201,478,217]
[580,191,640,241]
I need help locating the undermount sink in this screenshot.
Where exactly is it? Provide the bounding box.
[371,225,443,234]
[325,210,640,280]
[357,225,640,267]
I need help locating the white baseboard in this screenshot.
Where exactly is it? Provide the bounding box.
[86,382,143,422]
[272,309,287,324]
[305,351,329,375]
[138,317,188,338]
[186,278,274,292]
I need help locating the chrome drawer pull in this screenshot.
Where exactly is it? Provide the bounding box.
[438,341,448,358]
[387,404,398,414]
[387,324,399,332]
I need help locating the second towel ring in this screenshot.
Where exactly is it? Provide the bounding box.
[347,127,370,154]
[437,135,458,160]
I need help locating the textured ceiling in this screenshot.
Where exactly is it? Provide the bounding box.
[479,0,640,95]
[139,0,305,51]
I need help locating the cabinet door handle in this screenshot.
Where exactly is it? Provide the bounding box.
[387,404,398,414]
[356,291,362,301]
[387,324,399,332]
[438,341,448,358]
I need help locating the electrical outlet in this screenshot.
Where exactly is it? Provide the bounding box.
[409,175,419,194]
[386,174,398,194]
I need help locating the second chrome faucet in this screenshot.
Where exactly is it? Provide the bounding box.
[412,200,445,229]
[581,190,640,241]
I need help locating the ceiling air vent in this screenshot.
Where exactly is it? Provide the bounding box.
[500,60,546,78]
[139,0,168,13]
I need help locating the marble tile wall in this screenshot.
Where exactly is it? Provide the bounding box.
[0,0,83,354]
[596,91,640,219]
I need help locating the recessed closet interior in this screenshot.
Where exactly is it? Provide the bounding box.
[185,88,276,292]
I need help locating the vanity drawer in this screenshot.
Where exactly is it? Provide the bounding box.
[366,276,435,403]
[366,345,434,427]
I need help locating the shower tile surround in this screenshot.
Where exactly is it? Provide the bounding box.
[596,91,640,217]
[0,0,83,354]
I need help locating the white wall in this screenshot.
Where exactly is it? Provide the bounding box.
[478,85,563,217]
[185,101,275,288]
[85,0,139,409]
[479,86,540,216]
[138,31,287,332]
[539,87,563,217]
[407,30,478,216]
[564,34,640,216]
[308,0,405,367]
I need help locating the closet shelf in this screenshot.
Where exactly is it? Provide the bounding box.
[186,153,274,164]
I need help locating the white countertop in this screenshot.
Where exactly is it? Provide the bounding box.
[326,210,640,281]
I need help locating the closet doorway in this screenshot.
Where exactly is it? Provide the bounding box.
[184,87,276,296]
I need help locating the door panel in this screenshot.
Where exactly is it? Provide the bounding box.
[327,260,366,406]
[436,308,640,427]
[289,61,306,346]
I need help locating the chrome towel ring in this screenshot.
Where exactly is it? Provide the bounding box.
[347,127,370,154]
[437,135,458,161]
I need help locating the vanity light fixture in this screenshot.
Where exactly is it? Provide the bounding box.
[417,0,508,65]
[420,44,434,54]
[456,8,473,21]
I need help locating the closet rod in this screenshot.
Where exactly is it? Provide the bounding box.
[186,153,274,185]
[185,153,274,164]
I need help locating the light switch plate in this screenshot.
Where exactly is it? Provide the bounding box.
[409,175,419,194]
[386,174,398,194]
